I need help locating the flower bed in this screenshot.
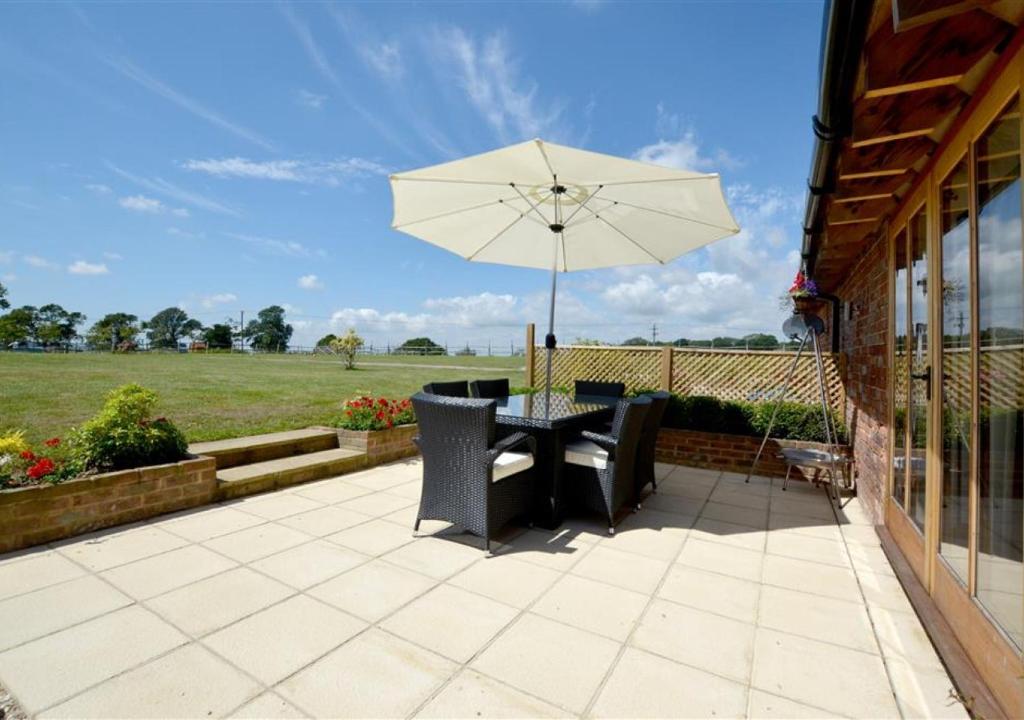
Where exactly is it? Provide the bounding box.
[333,397,418,464]
[0,454,216,554]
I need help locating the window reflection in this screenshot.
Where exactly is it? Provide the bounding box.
[908,208,929,531]
[893,229,908,508]
[975,94,1023,651]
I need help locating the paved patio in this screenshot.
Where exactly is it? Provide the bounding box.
[0,460,966,719]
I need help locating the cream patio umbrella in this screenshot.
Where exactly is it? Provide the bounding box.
[390,138,740,399]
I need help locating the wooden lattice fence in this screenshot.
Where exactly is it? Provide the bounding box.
[529,344,845,408]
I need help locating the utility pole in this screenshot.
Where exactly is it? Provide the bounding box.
[237,310,244,353]
[651,323,658,345]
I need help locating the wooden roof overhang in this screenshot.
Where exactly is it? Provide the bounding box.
[802,0,1024,293]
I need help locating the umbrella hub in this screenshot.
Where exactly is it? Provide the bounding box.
[526,182,590,207]
[548,223,564,234]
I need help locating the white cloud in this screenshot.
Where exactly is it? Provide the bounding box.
[103,251,123,260]
[167,227,204,240]
[430,27,567,144]
[68,260,109,275]
[105,55,275,151]
[226,232,322,258]
[85,183,112,195]
[107,163,240,217]
[24,255,59,270]
[171,207,190,218]
[119,194,164,213]
[634,105,741,172]
[361,41,404,80]
[201,292,237,309]
[298,274,323,290]
[1,273,15,283]
[182,157,389,186]
[296,89,326,109]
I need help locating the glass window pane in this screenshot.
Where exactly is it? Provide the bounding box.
[908,209,929,531]
[939,157,971,583]
[893,229,908,508]
[975,94,1023,651]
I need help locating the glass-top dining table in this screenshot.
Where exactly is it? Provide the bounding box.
[494,392,618,529]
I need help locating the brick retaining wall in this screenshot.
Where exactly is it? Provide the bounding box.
[0,455,216,554]
[336,424,419,465]
[655,427,849,482]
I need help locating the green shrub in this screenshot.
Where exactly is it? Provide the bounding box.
[69,384,188,472]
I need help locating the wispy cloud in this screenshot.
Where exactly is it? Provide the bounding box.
[107,163,240,217]
[296,89,326,110]
[119,194,164,213]
[297,274,323,290]
[226,232,323,258]
[24,255,59,270]
[105,55,275,151]
[85,183,112,195]
[182,157,389,186]
[103,251,123,261]
[167,227,205,240]
[429,27,567,144]
[279,3,421,159]
[68,260,109,275]
[201,292,237,309]
[634,105,741,172]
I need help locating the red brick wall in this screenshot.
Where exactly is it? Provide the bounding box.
[337,424,419,464]
[834,231,890,525]
[0,455,216,553]
[655,427,850,482]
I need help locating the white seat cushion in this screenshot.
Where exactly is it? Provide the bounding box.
[493,451,534,481]
[564,439,608,470]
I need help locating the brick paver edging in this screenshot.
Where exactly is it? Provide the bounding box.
[0,455,216,554]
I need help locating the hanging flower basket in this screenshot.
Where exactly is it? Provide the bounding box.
[788,271,824,315]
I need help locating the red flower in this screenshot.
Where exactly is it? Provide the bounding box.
[375,410,385,420]
[44,437,61,447]
[20,450,35,461]
[386,419,394,429]
[345,410,353,416]
[27,458,55,479]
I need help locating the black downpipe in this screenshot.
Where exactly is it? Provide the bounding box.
[801,0,873,278]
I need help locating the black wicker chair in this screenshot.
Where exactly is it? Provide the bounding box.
[634,391,671,508]
[564,396,651,533]
[469,378,510,399]
[574,380,626,399]
[422,380,469,397]
[410,393,535,552]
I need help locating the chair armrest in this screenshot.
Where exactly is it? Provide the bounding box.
[486,432,535,465]
[580,430,617,460]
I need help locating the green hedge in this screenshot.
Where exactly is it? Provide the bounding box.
[630,389,847,444]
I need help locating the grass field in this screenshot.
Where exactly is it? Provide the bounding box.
[0,352,525,445]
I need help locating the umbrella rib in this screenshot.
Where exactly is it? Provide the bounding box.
[466,213,528,261]
[574,176,717,187]
[510,184,554,227]
[561,185,604,228]
[393,195,523,229]
[602,197,740,232]
[391,177,524,186]
[535,140,557,178]
[576,204,665,265]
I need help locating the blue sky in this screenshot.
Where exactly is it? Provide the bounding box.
[1,1,822,350]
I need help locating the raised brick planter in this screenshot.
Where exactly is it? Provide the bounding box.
[0,455,216,554]
[656,427,850,482]
[336,424,419,466]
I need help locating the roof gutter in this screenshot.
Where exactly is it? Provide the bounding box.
[801,0,873,278]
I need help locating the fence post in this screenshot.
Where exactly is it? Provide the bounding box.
[525,323,535,387]
[659,346,672,391]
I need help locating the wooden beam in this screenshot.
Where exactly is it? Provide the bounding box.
[853,85,965,144]
[850,128,935,148]
[892,0,996,33]
[840,169,908,180]
[834,193,894,203]
[829,217,882,226]
[864,75,964,99]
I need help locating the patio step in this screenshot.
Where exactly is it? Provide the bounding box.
[189,428,339,469]
[216,447,365,500]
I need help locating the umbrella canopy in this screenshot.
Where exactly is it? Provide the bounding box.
[390,138,740,395]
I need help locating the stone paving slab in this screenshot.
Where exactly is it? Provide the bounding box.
[0,460,969,719]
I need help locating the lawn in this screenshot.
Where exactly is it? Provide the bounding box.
[0,352,525,445]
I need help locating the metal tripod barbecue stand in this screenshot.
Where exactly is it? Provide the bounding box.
[745,313,845,505]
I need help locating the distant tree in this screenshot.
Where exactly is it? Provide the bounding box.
[396,337,445,356]
[245,305,293,352]
[315,333,338,348]
[36,304,86,349]
[330,329,364,369]
[203,323,234,350]
[455,344,476,356]
[573,337,604,346]
[711,336,742,348]
[146,307,201,349]
[621,336,653,346]
[0,306,38,346]
[0,281,8,310]
[688,339,712,348]
[87,313,140,350]
[670,338,690,347]
[742,333,780,350]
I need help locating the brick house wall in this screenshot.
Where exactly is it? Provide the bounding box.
[834,231,890,525]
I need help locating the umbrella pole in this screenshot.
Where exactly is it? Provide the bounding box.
[544,257,557,415]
